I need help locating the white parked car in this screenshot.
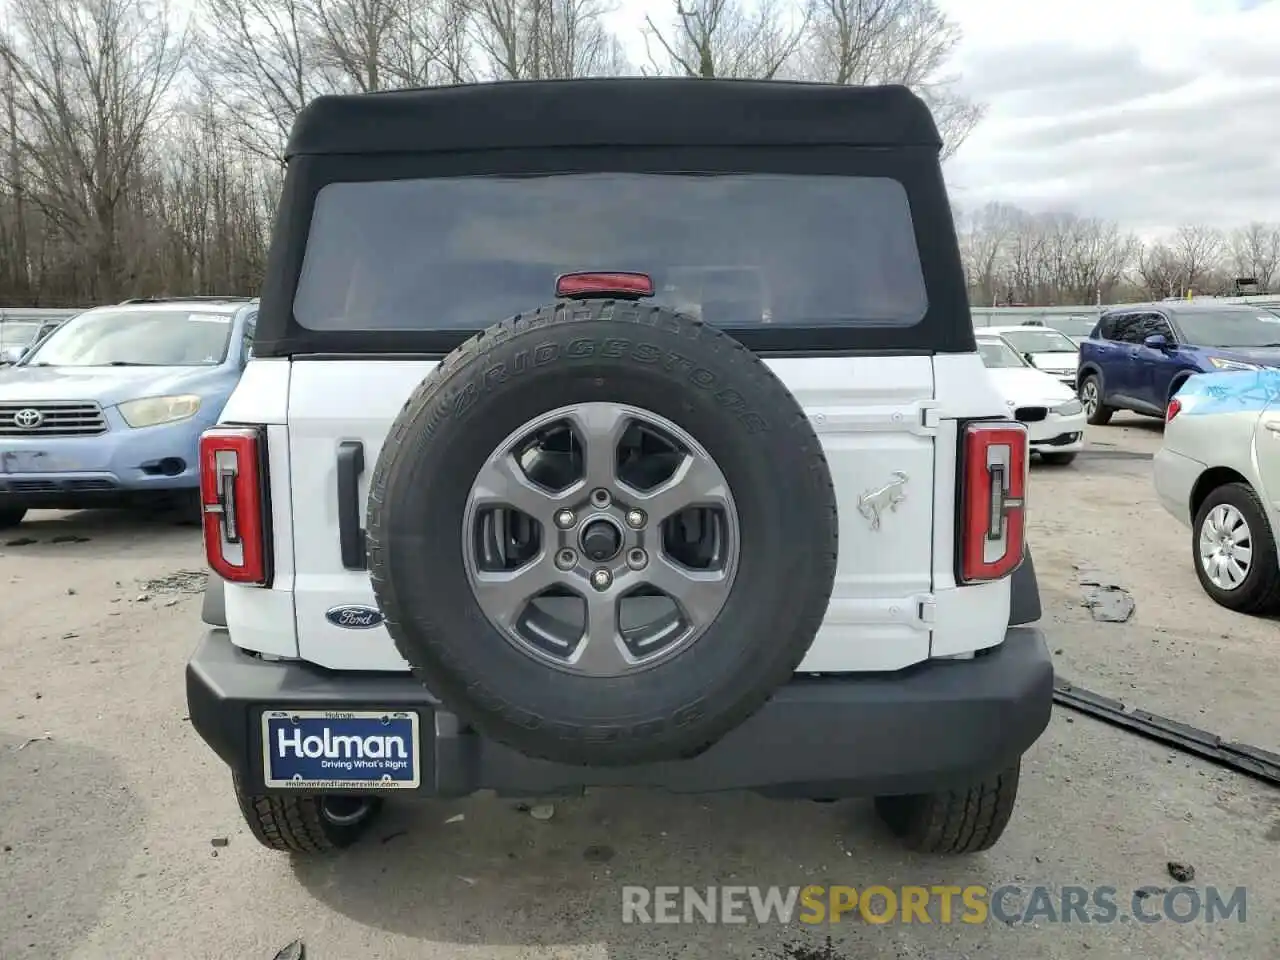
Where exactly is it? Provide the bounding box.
[977,334,1087,465]
[1153,369,1280,614]
[984,325,1081,389]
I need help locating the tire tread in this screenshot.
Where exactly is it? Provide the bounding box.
[875,763,1021,854]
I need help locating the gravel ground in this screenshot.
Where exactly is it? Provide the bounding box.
[2,414,1278,960]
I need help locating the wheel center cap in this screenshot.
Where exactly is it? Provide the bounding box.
[580,518,623,562]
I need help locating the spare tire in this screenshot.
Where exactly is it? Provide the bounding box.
[367,300,838,766]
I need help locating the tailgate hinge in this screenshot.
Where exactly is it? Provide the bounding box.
[912,402,941,436]
[913,595,937,628]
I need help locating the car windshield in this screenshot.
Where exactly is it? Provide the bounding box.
[24,308,234,367]
[294,173,929,331]
[1045,318,1096,340]
[978,339,1026,368]
[1000,328,1078,354]
[1174,309,1280,348]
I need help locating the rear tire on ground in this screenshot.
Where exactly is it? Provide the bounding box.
[368,300,839,768]
[233,774,383,852]
[1038,452,1077,466]
[1191,482,1280,615]
[874,762,1021,854]
[0,507,26,528]
[1079,374,1113,425]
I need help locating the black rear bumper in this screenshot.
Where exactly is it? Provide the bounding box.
[187,627,1053,799]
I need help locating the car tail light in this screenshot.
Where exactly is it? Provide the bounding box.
[556,271,654,300]
[1166,397,1182,422]
[199,426,271,585]
[958,421,1028,584]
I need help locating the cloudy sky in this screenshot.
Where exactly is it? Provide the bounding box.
[610,0,1280,232]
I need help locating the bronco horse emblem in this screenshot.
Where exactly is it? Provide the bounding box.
[858,472,909,530]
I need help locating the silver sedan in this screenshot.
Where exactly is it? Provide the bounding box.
[1153,369,1280,614]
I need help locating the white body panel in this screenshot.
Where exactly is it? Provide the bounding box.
[983,367,1087,454]
[1258,404,1280,515]
[219,352,1014,674]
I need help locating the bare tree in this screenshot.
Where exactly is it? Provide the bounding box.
[0,0,186,300]
[802,0,981,157]
[0,38,31,300]
[310,0,477,89]
[196,0,334,164]
[472,0,626,79]
[1136,242,1182,300]
[644,0,812,79]
[310,0,403,91]
[955,201,1018,306]
[1228,222,1280,292]
[1169,224,1224,295]
[1041,213,1135,305]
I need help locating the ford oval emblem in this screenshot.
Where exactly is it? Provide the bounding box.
[325,605,385,629]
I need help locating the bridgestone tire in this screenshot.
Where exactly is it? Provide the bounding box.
[874,762,1021,854]
[368,301,839,767]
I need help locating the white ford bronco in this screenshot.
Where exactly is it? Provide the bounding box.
[187,78,1052,855]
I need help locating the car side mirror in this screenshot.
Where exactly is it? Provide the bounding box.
[1143,334,1169,350]
[1,345,25,364]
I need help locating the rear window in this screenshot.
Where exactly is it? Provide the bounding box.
[293,173,928,332]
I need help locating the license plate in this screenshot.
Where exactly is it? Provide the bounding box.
[2,451,80,474]
[261,710,420,789]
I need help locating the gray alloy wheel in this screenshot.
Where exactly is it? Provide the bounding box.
[462,402,739,677]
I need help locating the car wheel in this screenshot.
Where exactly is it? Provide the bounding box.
[0,507,27,528]
[875,762,1021,854]
[1192,482,1280,615]
[1079,374,1112,426]
[234,774,383,852]
[1038,452,1077,466]
[367,300,839,767]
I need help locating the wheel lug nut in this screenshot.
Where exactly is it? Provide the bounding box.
[556,549,577,571]
[591,488,611,508]
[591,568,613,590]
[555,509,576,529]
[627,549,647,570]
[626,509,645,529]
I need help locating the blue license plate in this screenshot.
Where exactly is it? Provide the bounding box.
[261,710,420,789]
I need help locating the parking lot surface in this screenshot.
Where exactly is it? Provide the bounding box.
[2,413,1278,960]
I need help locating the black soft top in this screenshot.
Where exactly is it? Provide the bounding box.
[285,79,942,158]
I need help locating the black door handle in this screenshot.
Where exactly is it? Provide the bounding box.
[336,441,367,570]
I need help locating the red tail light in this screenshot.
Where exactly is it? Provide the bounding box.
[959,421,1028,584]
[199,426,271,585]
[1166,397,1182,422]
[556,271,654,300]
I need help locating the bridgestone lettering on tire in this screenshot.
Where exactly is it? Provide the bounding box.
[367,301,839,766]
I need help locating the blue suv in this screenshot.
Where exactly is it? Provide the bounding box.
[0,296,257,527]
[1077,301,1280,425]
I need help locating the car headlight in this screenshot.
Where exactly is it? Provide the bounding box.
[117,394,202,428]
[1208,357,1259,371]
[1054,399,1083,416]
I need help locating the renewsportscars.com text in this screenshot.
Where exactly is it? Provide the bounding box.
[621,885,1247,926]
